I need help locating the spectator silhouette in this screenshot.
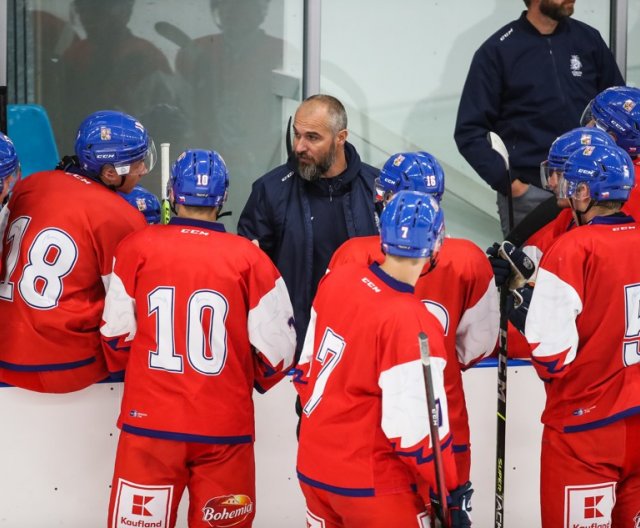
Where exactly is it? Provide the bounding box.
[55,0,187,197]
[176,0,286,222]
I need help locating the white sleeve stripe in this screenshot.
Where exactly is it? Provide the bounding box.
[100,271,137,340]
[525,268,581,365]
[379,357,449,449]
[456,280,500,365]
[248,277,296,369]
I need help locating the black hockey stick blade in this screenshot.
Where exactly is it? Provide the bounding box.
[155,21,192,49]
[504,195,562,248]
[285,115,293,158]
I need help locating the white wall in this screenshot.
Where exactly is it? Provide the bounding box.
[0,362,546,527]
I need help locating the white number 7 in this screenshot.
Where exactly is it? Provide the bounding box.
[303,327,346,416]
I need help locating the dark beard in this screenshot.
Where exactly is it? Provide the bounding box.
[297,145,336,182]
[539,0,574,21]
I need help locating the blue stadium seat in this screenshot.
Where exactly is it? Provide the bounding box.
[8,104,59,177]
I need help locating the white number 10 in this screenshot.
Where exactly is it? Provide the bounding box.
[148,287,228,375]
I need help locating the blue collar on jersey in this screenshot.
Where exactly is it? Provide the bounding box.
[369,262,414,294]
[588,213,635,226]
[168,217,227,232]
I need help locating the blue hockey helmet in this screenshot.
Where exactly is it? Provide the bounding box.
[169,149,229,208]
[75,110,156,177]
[588,86,640,157]
[559,144,634,203]
[376,151,445,203]
[0,132,19,185]
[541,127,615,190]
[380,190,444,260]
[119,185,161,224]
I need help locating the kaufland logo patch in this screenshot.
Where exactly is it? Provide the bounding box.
[202,494,254,527]
[564,482,615,528]
[132,495,154,516]
[112,479,172,528]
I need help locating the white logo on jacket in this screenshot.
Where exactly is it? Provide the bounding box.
[570,55,583,77]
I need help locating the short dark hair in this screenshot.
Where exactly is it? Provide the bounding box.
[523,0,531,7]
[596,200,624,211]
[301,94,348,134]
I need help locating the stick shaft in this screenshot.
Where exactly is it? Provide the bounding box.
[494,288,509,528]
[160,143,171,225]
[418,332,449,528]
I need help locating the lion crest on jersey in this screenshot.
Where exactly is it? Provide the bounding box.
[135,197,148,212]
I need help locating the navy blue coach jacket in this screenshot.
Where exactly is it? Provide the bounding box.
[454,11,624,194]
[238,142,379,358]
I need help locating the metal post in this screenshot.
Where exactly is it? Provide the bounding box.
[610,0,628,80]
[0,0,7,132]
[303,0,321,98]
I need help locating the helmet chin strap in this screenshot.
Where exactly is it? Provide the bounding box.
[571,198,595,226]
[419,255,438,277]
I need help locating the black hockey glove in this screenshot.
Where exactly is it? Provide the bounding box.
[507,285,533,335]
[487,241,536,289]
[486,243,511,287]
[431,481,473,528]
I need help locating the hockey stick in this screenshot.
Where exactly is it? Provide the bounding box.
[504,195,561,248]
[488,132,511,528]
[418,332,450,528]
[285,115,293,158]
[155,21,191,49]
[488,132,513,232]
[160,143,171,224]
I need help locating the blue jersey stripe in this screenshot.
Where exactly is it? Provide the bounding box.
[297,470,376,497]
[121,424,253,445]
[0,356,96,372]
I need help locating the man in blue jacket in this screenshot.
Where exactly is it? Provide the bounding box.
[238,94,379,360]
[454,0,624,236]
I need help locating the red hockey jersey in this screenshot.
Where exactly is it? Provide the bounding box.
[296,262,457,497]
[0,170,147,392]
[512,164,640,359]
[329,235,498,469]
[525,215,640,433]
[101,217,296,443]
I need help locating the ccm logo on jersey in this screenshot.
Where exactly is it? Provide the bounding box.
[361,277,381,293]
[180,229,209,236]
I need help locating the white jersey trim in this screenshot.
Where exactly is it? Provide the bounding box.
[379,356,449,449]
[526,267,582,365]
[100,269,137,341]
[456,280,500,366]
[247,276,296,370]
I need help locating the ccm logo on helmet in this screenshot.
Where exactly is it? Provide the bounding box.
[96,153,116,160]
